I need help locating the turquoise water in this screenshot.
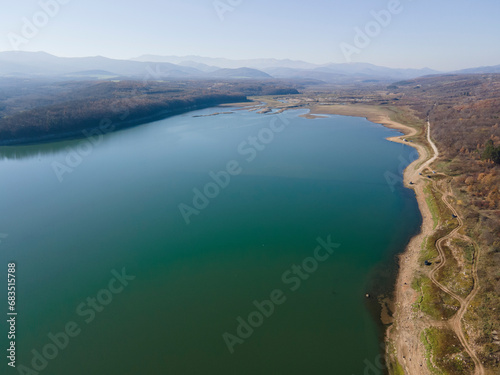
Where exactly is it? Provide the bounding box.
[0,108,420,374]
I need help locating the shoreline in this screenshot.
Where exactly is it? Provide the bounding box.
[0,100,250,147]
[4,99,435,372]
[300,104,435,374]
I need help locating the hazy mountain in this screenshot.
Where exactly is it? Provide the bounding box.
[0,52,276,80]
[133,55,440,81]
[262,67,350,83]
[63,70,119,78]
[317,63,439,79]
[453,64,500,74]
[210,68,272,79]
[177,61,219,72]
[263,63,439,82]
[1,51,495,83]
[0,51,203,78]
[133,55,317,70]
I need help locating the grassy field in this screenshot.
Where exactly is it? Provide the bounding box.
[386,340,406,375]
[436,240,474,299]
[421,328,475,375]
[412,275,460,320]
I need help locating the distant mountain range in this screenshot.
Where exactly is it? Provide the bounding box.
[452,65,500,75]
[132,55,319,70]
[132,54,439,81]
[1,51,499,83]
[0,51,271,80]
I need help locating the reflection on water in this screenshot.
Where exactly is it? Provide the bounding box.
[0,107,420,375]
[0,141,72,160]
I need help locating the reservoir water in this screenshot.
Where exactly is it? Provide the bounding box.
[0,107,421,374]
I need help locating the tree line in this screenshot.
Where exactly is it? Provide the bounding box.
[0,79,299,145]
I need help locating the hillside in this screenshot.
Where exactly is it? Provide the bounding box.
[0,79,299,145]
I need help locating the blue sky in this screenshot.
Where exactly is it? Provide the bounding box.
[1,0,499,71]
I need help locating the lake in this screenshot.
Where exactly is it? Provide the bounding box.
[0,107,421,374]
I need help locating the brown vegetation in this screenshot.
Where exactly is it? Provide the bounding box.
[388,74,500,372]
[0,79,299,145]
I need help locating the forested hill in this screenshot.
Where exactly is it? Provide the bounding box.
[388,74,500,160]
[0,79,299,145]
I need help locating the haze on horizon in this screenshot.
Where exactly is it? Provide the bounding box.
[1,0,499,71]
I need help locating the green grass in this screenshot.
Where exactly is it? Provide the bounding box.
[385,340,406,375]
[454,239,475,264]
[420,235,439,262]
[418,193,458,265]
[419,223,456,263]
[413,179,466,317]
[412,275,460,320]
[386,105,426,131]
[425,193,440,230]
[390,359,405,375]
[421,328,474,375]
[423,181,453,230]
[436,243,474,299]
[421,329,445,375]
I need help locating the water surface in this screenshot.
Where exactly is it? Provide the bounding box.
[0,108,420,374]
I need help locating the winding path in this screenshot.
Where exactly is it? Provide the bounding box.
[422,122,485,375]
[422,121,439,171]
[302,106,487,374]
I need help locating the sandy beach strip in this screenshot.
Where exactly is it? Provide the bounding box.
[303,103,435,374]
